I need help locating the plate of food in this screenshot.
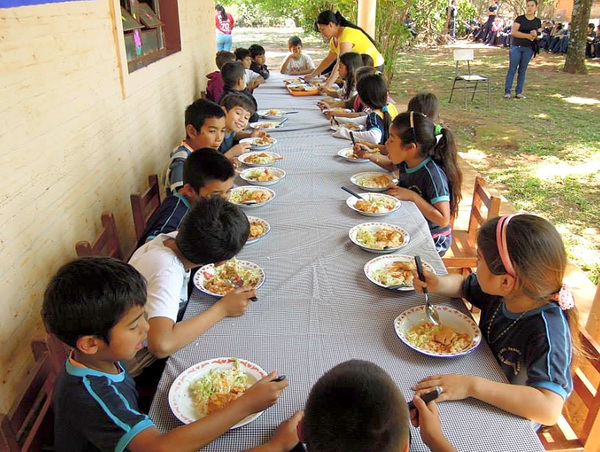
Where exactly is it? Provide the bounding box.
[337,147,369,163]
[394,306,482,358]
[249,121,283,131]
[257,109,286,119]
[193,257,265,296]
[323,107,352,115]
[349,222,410,253]
[238,151,282,167]
[229,186,275,208]
[239,136,277,150]
[350,172,396,192]
[246,216,270,245]
[346,193,400,217]
[239,167,286,186]
[330,123,364,132]
[168,357,267,427]
[364,254,435,291]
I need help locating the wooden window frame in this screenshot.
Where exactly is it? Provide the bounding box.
[110,0,183,97]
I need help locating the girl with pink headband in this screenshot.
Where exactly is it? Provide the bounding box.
[412,214,578,426]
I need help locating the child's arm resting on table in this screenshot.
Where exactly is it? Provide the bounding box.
[353,144,395,172]
[385,190,451,228]
[147,286,256,358]
[414,374,565,426]
[241,411,304,452]
[128,372,289,452]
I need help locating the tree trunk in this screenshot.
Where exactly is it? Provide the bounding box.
[563,0,593,74]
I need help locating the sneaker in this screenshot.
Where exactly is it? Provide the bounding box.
[503,94,511,99]
[516,94,526,99]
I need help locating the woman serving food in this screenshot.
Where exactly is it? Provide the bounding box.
[306,10,384,90]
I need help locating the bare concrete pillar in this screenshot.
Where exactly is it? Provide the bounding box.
[357,0,377,37]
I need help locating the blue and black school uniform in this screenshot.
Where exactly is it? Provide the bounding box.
[464,274,573,399]
[365,103,399,145]
[136,192,191,248]
[219,131,236,155]
[53,359,153,452]
[396,156,452,256]
[250,61,270,80]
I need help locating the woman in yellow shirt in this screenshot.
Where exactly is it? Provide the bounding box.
[307,10,384,90]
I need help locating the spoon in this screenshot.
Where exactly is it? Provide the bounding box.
[414,255,439,325]
[341,186,365,201]
[228,275,258,302]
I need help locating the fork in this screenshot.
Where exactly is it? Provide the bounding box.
[228,275,258,302]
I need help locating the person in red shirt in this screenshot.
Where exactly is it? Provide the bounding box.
[215,5,234,51]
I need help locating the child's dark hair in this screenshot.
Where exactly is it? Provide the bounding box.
[183,148,234,193]
[234,47,251,61]
[249,44,265,58]
[303,360,409,452]
[42,257,146,347]
[407,92,440,123]
[176,197,249,264]
[216,50,235,70]
[357,73,393,135]
[339,52,363,100]
[316,10,380,51]
[221,61,245,89]
[361,53,374,67]
[185,99,225,138]
[355,65,376,82]
[220,92,256,115]
[391,112,462,219]
[477,214,581,359]
[215,4,227,21]
[288,36,302,48]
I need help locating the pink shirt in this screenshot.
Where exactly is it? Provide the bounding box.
[215,13,234,34]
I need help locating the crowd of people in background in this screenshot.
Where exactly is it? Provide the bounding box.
[465,8,599,58]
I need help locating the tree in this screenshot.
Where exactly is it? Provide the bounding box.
[563,0,592,74]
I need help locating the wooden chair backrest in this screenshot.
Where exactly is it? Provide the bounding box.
[0,349,56,452]
[539,328,600,450]
[75,212,124,260]
[466,176,502,245]
[130,174,161,241]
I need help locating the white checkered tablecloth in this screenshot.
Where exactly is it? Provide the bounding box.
[149,74,544,452]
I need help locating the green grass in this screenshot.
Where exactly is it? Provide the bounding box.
[235,27,600,283]
[389,47,600,283]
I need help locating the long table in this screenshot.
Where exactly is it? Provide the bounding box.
[149,73,544,451]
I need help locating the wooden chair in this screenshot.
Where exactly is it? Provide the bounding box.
[539,329,600,451]
[0,343,56,452]
[75,212,124,260]
[443,176,501,274]
[31,333,70,375]
[130,174,161,241]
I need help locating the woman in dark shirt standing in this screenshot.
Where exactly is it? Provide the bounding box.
[504,0,542,99]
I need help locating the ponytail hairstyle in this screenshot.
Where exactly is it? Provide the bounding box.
[391,112,463,219]
[407,92,440,123]
[357,74,392,136]
[215,4,227,21]
[477,214,581,362]
[339,52,363,100]
[316,10,380,51]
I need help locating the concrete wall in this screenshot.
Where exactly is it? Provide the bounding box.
[0,0,215,412]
